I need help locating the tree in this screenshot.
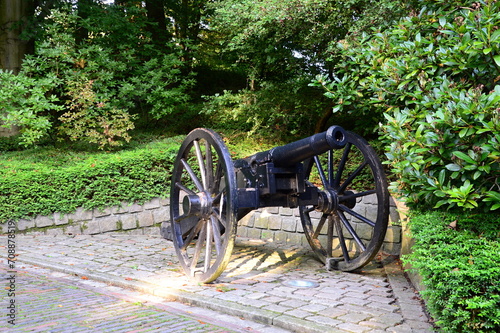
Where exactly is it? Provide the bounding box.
[202,0,410,135]
[145,0,168,46]
[0,0,36,137]
[0,0,35,73]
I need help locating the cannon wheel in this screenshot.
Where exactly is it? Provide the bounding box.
[170,128,238,283]
[299,131,389,271]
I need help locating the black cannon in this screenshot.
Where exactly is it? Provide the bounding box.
[170,126,389,283]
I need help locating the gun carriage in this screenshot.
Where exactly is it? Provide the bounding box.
[170,126,389,283]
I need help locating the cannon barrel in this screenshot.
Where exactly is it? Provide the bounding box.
[245,126,348,168]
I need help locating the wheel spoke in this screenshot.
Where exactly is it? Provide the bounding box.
[194,140,208,189]
[174,214,190,223]
[334,143,351,188]
[338,161,368,193]
[190,222,207,272]
[327,215,334,256]
[175,182,196,196]
[339,211,366,251]
[205,143,214,191]
[213,159,223,194]
[180,220,204,251]
[328,149,334,187]
[212,189,226,206]
[339,204,376,227]
[210,216,222,255]
[213,205,228,229]
[204,219,212,272]
[304,206,315,214]
[314,156,329,189]
[334,215,350,262]
[339,190,376,203]
[313,214,327,239]
[180,158,204,192]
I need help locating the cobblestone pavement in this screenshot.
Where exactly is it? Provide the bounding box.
[0,264,287,332]
[0,234,435,333]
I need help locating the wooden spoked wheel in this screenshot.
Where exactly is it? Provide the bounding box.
[299,131,389,271]
[170,128,238,283]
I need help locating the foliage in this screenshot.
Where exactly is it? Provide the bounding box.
[202,77,328,137]
[403,211,500,332]
[383,85,500,211]
[209,0,408,81]
[203,0,410,135]
[315,0,500,211]
[0,70,61,146]
[0,136,183,222]
[58,78,135,148]
[1,3,194,149]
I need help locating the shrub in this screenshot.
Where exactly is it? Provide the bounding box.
[383,84,500,211]
[404,211,500,332]
[1,4,194,149]
[315,1,500,211]
[0,138,182,222]
[202,78,330,138]
[0,70,61,146]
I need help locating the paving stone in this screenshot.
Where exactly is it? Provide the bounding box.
[279,299,308,308]
[343,296,371,307]
[370,312,405,326]
[283,308,310,319]
[0,234,434,333]
[306,315,343,327]
[365,301,399,312]
[336,322,371,333]
[322,307,348,319]
[237,297,269,308]
[262,303,291,313]
[359,319,391,330]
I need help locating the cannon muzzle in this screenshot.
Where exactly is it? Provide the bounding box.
[268,125,347,167]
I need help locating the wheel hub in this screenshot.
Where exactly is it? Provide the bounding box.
[316,189,358,214]
[183,192,212,218]
[316,189,339,214]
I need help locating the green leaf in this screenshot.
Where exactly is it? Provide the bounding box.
[494,55,500,67]
[452,151,475,164]
[445,163,462,172]
[438,169,446,185]
[491,29,500,42]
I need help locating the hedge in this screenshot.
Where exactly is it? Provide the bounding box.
[0,138,181,222]
[403,211,500,332]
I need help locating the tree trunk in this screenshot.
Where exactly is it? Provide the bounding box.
[314,104,334,133]
[145,0,167,46]
[76,0,92,45]
[0,0,34,73]
[0,0,34,137]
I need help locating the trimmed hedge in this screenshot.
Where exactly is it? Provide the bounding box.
[403,211,500,332]
[0,138,181,222]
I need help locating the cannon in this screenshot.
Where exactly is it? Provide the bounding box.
[169,126,389,283]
